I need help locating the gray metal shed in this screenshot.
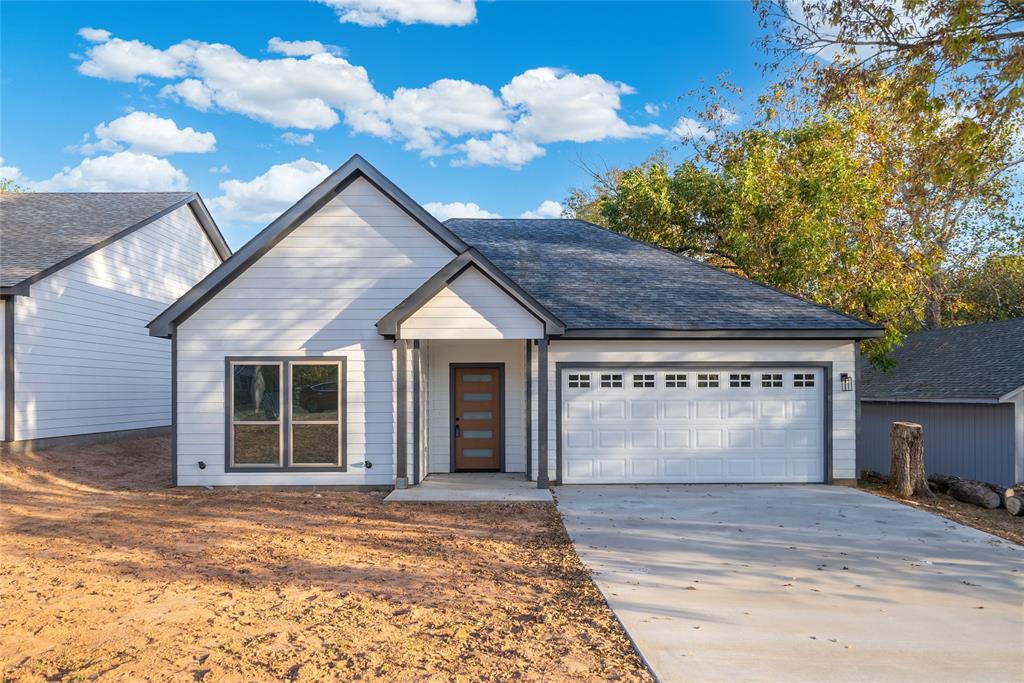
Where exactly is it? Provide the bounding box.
[858,319,1024,487]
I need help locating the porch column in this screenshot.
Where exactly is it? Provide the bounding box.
[395,338,408,489]
[537,336,549,489]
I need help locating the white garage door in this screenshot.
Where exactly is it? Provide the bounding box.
[561,367,825,483]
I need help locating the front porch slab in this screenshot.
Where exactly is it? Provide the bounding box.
[385,473,552,503]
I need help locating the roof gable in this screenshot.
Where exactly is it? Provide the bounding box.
[445,218,882,337]
[861,318,1024,401]
[148,154,467,337]
[377,248,564,338]
[0,192,229,294]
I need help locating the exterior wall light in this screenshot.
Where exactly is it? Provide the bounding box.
[840,373,853,392]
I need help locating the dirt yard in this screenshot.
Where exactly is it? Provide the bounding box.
[0,437,651,682]
[862,484,1024,546]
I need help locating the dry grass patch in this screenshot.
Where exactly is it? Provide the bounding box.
[0,436,650,682]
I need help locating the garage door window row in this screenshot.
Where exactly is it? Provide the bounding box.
[568,371,820,391]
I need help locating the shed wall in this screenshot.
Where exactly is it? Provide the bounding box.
[858,401,1016,487]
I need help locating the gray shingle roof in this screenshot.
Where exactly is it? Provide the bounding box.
[860,318,1024,401]
[0,192,195,288]
[444,218,878,332]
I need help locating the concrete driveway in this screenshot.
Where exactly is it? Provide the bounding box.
[556,485,1022,683]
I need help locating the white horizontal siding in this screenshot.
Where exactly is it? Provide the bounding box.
[176,177,455,486]
[424,339,528,474]
[1,299,5,441]
[534,340,858,481]
[401,267,544,340]
[13,205,222,440]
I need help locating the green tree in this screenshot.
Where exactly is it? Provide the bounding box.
[567,109,923,364]
[756,0,1024,327]
[944,251,1024,324]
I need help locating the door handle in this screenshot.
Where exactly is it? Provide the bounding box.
[454,417,461,438]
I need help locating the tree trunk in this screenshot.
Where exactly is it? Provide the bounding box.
[947,479,1001,509]
[1006,496,1024,517]
[927,473,959,494]
[889,422,933,498]
[1005,485,1024,516]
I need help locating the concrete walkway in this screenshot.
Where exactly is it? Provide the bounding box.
[385,473,552,503]
[556,485,1023,683]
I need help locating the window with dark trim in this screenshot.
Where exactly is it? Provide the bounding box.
[632,373,655,388]
[761,373,783,388]
[697,373,720,388]
[228,358,345,469]
[568,373,591,389]
[793,373,815,388]
[600,373,623,388]
[729,373,751,388]
[665,373,687,388]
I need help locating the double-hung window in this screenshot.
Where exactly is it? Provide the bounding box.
[228,358,346,470]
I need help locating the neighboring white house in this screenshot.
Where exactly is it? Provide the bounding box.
[149,155,883,488]
[1,192,229,447]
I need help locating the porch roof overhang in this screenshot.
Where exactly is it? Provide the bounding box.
[376,248,566,339]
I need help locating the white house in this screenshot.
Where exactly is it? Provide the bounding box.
[1,192,229,447]
[149,155,883,488]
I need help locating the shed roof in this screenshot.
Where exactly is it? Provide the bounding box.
[860,318,1024,401]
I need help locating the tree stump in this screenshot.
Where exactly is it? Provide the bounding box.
[889,422,933,499]
[1005,484,1024,516]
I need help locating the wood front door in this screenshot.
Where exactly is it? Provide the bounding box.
[452,366,503,471]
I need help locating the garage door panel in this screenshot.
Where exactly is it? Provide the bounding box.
[598,430,626,448]
[598,401,626,420]
[565,401,593,420]
[695,401,722,419]
[630,401,657,419]
[630,430,658,448]
[695,429,723,448]
[663,401,690,419]
[562,366,825,484]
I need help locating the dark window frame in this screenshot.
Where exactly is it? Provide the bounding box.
[568,373,591,389]
[729,373,752,388]
[697,372,720,388]
[225,356,348,472]
[794,372,816,388]
[600,373,623,388]
[665,373,688,388]
[632,373,655,388]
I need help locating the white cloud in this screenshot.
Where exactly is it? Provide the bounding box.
[281,131,315,145]
[671,116,713,140]
[209,164,231,174]
[318,0,476,26]
[77,37,192,82]
[0,157,28,186]
[84,111,216,155]
[423,201,501,221]
[455,133,546,169]
[519,200,563,219]
[33,152,189,191]
[500,68,664,144]
[267,37,338,57]
[388,79,510,155]
[644,102,662,116]
[81,33,388,133]
[77,31,660,168]
[208,159,331,224]
[160,79,215,111]
[717,108,739,125]
[78,27,111,43]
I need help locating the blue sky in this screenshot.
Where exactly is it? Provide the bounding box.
[1,1,767,247]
